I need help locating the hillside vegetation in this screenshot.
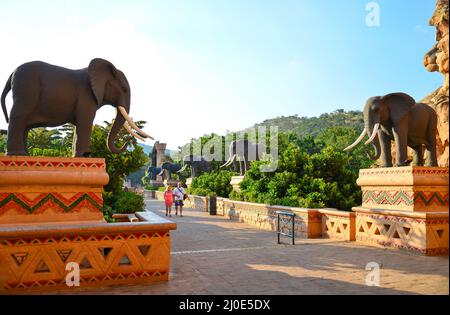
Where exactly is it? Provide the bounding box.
[243,109,364,138]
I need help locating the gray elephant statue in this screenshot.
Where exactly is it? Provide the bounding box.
[178,155,212,178]
[160,161,183,180]
[147,166,165,181]
[344,92,438,167]
[220,139,266,175]
[1,58,153,157]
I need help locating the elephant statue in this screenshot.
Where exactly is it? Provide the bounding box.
[178,155,212,178]
[159,161,183,180]
[146,166,165,181]
[220,139,266,175]
[344,92,438,167]
[1,58,153,157]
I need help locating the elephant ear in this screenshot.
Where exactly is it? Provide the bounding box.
[381,93,415,126]
[88,58,117,106]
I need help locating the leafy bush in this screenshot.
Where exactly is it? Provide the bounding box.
[144,185,159,191]
[114,191,145,214]
[102,204,114,223]
[187,171,234,198]
[229,132,364,211]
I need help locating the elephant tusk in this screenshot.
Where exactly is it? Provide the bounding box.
[344,128,367,151]
[157,169,165,176]
[220,156,232,168]
[364,123,380,145]
[178,164,187,173]
[221,154,236,168]
[123,122,146,141]
[118,106,155,140]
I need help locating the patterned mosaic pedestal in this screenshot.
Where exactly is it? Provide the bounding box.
[0,157,176,293]
[353,166,448,255]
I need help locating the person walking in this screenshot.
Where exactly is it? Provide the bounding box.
[173,181,189,217]
[164,186,174,217]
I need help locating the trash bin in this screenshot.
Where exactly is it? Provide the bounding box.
[209,195,217,215]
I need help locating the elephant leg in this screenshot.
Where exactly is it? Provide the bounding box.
[425,124,438,167]
[6,115,29,156]
[23,128,30,155]
[392,127,408,166]
[74,113,94,157]
[379,132,393,167]
[238,156,244,176]
[411,145,424,166]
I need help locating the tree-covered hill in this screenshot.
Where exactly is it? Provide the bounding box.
[243,109,364,138]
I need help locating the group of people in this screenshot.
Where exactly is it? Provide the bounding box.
[163,181,190,217]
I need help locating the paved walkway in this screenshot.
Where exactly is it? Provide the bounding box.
[70,199,449,295]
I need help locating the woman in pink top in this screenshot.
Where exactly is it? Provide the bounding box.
[164,186,174,217]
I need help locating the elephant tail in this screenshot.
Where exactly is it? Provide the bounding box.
[1,73,12,123]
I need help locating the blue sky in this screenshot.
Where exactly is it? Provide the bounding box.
[0,0,441,148]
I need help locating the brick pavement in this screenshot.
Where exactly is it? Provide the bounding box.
[54,199,449,295]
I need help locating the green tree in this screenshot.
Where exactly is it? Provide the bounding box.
[232,132,363,211]
[0,133,6,154]
[90,121,148,195]
[316,126,373,172]
[188,170,235,198]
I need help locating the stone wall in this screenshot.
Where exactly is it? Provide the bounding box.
[148,191,360,241]
[423,0,449,167]
[216,198,323,239]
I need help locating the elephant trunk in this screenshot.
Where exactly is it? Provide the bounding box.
[107,108,129,154]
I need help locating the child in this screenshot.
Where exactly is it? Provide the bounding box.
[164,186,174,217]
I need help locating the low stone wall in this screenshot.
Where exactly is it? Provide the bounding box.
[216,198,323,238]
[148,192,355,240]
[353,207,449,255]
[154,190,164,201]
[144,190,156,199]
[148,190,209,212]
[184,195,209,212]
[319,209,356,241]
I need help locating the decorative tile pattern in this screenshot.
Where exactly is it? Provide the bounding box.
[362,191,449,207]
[359,167,449,176]
[0,192,102,215]
[0,159,105,169]
[0,231,171,292]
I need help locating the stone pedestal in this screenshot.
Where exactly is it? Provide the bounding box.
[230,176,245,192]
[154,143,167,181]
[0,156,176,293]
[353,166,448,255]
[357,166,448,212]
[0,156,108,224]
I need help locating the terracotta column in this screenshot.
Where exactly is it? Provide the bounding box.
[155,143,167,181]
